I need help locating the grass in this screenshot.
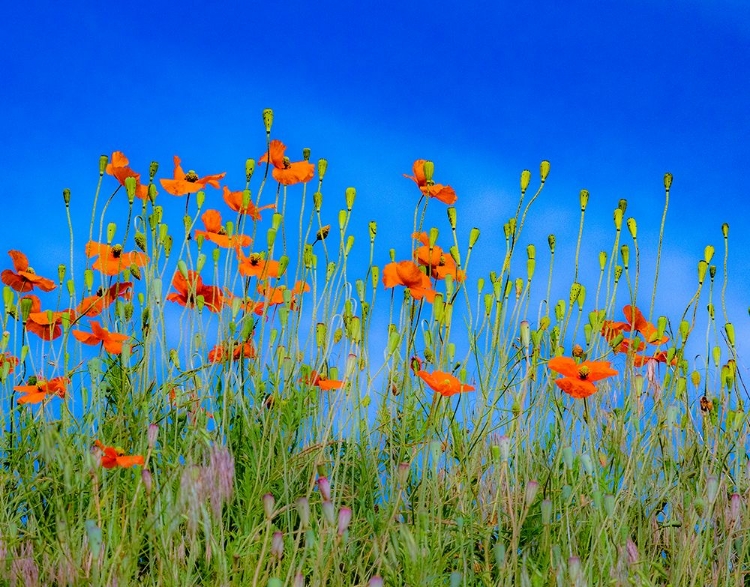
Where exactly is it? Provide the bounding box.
[0,110,747,586]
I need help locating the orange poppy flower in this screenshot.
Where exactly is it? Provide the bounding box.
[208,340,256,363]
[382,260,436,302]
[77,282,133,318]
[222,186,275,219]
[85,242,149,276]
[601,305,668,345]
[237,251,281,279]
[94,440,145,469]
[1,352,19,375]
[195,209,252,249]
[303,370,344,391]
[106,151,150,200]
[253,281,309,315]
[72,321,129,354]
[404,159,457,205]
[14,376,69,404]
[548,356,618,399]
[416,369,475,397]
[258,140,315,186]
[412,232,466,282]
[166,270,224,313]
[23,295,75,341]
[1,250,56,293]
[613,338,675,367]
[159,155,226,196]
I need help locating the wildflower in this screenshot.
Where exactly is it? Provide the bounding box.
[412,232,465,282]
[1,352,19,375]
[85,242,149,276]
[160,155,226,196]
[195,209,251,249]
[303,370,344,391]
[23,294,75,340]
[602,305,668,345]
[222,186,274,219]
[72,321,129,354]
[337,506,352,535]
[258,140,315,185]
[382,260,436,302]
[548,356,618,399]
[416,369,475,396]
[167,270,224,312]
[94,440,145,468]
[208,341,256,363]
[1,250,56,292]
[237,250,281,279]
[14,376,69,404]
[404,159,457,205]
[253,281,309,315]
[77,282,133,318]
[106,151,150,200]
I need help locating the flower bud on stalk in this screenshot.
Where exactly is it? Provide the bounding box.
[520,169,531,193]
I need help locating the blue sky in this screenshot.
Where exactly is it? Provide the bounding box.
[3,1,749,368]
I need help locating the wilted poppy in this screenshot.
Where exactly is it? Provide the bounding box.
[258,140,315,186]
[77,282,133,318]
[160,155,226,196]
[548,356,618,399]
[222,186,275,219]
[94,440,145,469]
[23,295,75,341]
[72,321,129,354]
[382,260,436,302]
[85,242,149,276]
[404,159,457,205]
[303,370,344,391]
[195,209,252,249]
[106,151,150,200]
[237,251,281,279]
[14,376,69,404]
[1,250,56,293]
[166,270,224,313]
[208,341,256,363]
[416,369,474,397]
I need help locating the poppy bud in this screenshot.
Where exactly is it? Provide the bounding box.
[277,255,289,277]
[627,217,637,240]
[520,169,531,193]
[725,322,735,347]
[147,183,157,204]
[345,187,356,211]
[317,158,328,180]
[106,222,117,244]
[579,189,589,212]
[267,228,277,249]
[262,108,274,134]
[569,282,581,306]
[620,245,629,269]
[548,234,555,252]
[196,190,205,209]
[515,278,523,299]
[345,235,354,256]
[701,245,715,264]
[679,320,690,344]
[63,188,71,205]
[720,222,729,239]
[84,268,94,293]
[664,172,673,190]
[540,160,551,182]
[196,253,207,273]
[313,191,323,212]
[98,154,108,176]
[555,300,566,322]
[614,265,623,283]
[125,176,137,203]
[19,297,33,323]
[134,232,147,253]
[520,320,530,348]
[469,227,480,249]
[613,208,623,231]
[709,265,716,280]
[707,303,715,320]
[706,475,719,504]
[163,235,173,257]
[697,260,708,285]
[422,160,435,183]
[337,209,346,232]
[129,264,142,281]
[368,221,377,243]
[527,258,536,281]
[447,206,457,230]
[299,147,310,162]
[303,244,314,269]
[576,284,586,309]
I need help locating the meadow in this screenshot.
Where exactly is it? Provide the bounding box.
[0,109,747,586]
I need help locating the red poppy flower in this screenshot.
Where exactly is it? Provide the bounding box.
[166,270,224,313]
[106,151,150,200]
[258,140,315,186]
[412,232,466,282]
[94,440,145,469]
[303,370,344,391]
[416,369,474,397]
[222,186,275,219]
[237,251,281,279]
[548,356,618,399]
[160,155,226,196]
[14,376,69,404]
[72,321,129,354]
[23,295,76,341]
[195,209,252,249]
[382,260,436,302]
[208,341,256,363]
[1,250,56,293]
[404,159,457,205]
[85,242,149,276]
[77,282,133,318]
[601,305,668,345]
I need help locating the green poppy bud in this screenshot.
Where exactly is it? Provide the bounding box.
[548,234,556,252]
[338,209,346,231]
[664,172,672,190]
[579,189,589,212]
[618,199,628,214]
[725,322,735,347]
[697,260,708,285]
[627,217,637,240]
[196,190,205,209]
[447,206,457,230]
[371,266,379,290]
[704,245,714,263]
[423,160,435,183]
[614,208,623,231]
[124,176,137,203]
[540,160,550,183]
[520,169,531,193]
[569,282,581,305]
[262,108,274,134]
[135,232,147,253]
[149,160,159,181]
[614,265,623,283]
[598,251,607,271]
[712,345,721,368]
[84,268,94,293]
[721,223,729,238]
[63,188,71,205]
[313,191,323,212]
[345,235,354,256]
[469,227,480,248]
[318,158,327,180]
[99,154,108,175]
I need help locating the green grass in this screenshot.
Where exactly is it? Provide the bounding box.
[0,110,747,586]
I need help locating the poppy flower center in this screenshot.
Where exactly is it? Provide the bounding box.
[249,254,261,266]
[577,365,590,380]
[184,170,199,182]
[282,157,291,169]
[111,245,123,258]
[26,267,36,275]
